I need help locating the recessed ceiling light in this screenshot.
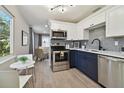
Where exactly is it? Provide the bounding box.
[45,25,48,28]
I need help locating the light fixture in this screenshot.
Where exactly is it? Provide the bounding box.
[50,5,75,13]
[61,8,65,13]
[69,5,76,7]
[45,25,48,28]
[58,6,67,13]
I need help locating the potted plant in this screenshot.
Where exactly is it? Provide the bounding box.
[18,56,28,64]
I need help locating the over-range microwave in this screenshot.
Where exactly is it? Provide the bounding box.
[51,30,67,39]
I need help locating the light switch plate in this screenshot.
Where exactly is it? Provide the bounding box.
[115,41,119,46]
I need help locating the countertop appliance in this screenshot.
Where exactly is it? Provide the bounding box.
[51,30,67,40]
[51,46,70,72]
[98,55,124,88]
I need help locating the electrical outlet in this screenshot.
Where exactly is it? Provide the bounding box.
[115,41,119,46]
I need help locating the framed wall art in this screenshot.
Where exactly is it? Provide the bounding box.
[22,30,28,46]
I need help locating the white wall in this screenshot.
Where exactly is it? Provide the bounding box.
[34,34,50,49]
[5,5,29,55]
[0,58,15,70]
[42,35,50,47]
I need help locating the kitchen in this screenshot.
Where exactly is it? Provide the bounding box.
[1,2,124,93]
[1,4,124,88]
[50,6,124,88]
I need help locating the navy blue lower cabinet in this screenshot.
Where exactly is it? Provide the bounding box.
[86,52,98,81]
[69,50,76,68]
[74,51,79,69]
[77,51,88,74]
[69,50,98,82]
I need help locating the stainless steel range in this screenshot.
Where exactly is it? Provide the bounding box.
[51,46,70,72]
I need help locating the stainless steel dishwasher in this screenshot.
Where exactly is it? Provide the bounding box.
[98,55,124,88]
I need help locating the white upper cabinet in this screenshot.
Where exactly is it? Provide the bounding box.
[76,8,107,40]
[106,6,124,37]
[50,20,67,30]
[66,23,77,40]
[83,10,106,29]
[77,22,89,40]
[50,22,59,30]
[91,12,105,26]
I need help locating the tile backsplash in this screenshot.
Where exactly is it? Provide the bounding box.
[85,26,124,52]
[53,26,124,52]
[51,39,66,46]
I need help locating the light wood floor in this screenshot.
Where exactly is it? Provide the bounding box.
[26,59,101,88]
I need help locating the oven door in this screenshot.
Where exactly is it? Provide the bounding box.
[53,51,69,65]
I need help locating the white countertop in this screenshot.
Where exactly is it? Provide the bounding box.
[10,61,35,70]
[68,48,124,59]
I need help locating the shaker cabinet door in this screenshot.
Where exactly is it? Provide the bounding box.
[70,50,76,68]
[77,51,87,73]
[86,53,98,81]
[106,6,124,37]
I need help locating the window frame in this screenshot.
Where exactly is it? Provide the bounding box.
[0,5,14,58]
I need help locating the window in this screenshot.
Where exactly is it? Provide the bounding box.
[0,6,13,57]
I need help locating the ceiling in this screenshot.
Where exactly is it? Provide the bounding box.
[16,5,105,33]
[32,25,50,34]
[17,5,105,25]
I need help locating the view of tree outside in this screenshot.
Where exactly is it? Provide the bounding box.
[0,10,12,57]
